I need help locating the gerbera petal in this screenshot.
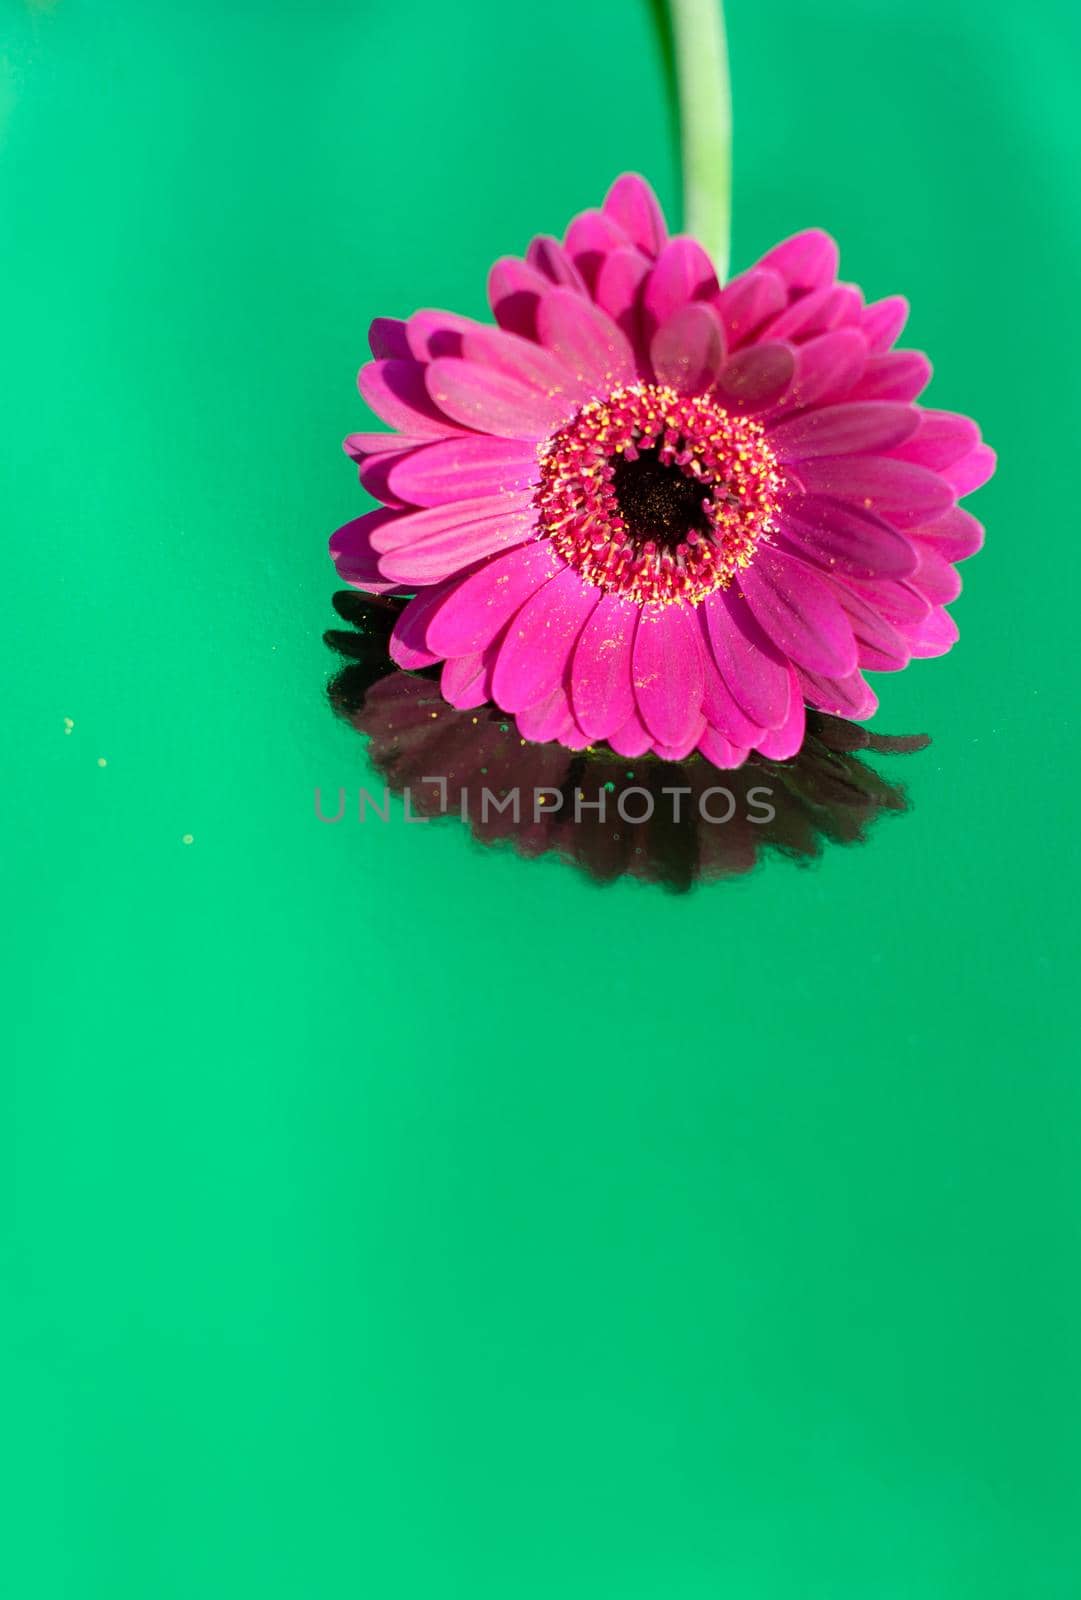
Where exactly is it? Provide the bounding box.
[404,309,474,361]
[559,712,596,751]
[491,564,600,712]
[761,284,846,344]
[445,323,572,396]
[889,408,980,469]
[356,445,421,508]
[778,494,918,578]
[329,508,410,594]
[847,576,930,626]
[516,684,580,744]
[643,237,719,335]
[797,667,879,719]
[487,256,551,340]
[847,350,932,402]
[358,359,470,437]
[649,302,726,393]
[910,543,962,605]
[381,526,535,585]
[632,601,705,747]
[389,576,468,668]
[770,401,919,462]
[535,287,636,388]
[738,547,859,677]
[564,208,628,289]
[375,501,539,585]
[370,493,533,553]
[755,668,806,759]
[526,235,588,292]
[716,267,787,349]
[702,588,791,729]
[776,328,867,412]
[829,578,911,670]
[942,444,996,498]
[441,649,496,710]
[915,506,985,561]
[426,356,571,439]
[713,342,796,413]
[697,727,749,768]
[903,604,959,658]
[606,708,654,758]
[602,173,668,258]
[802,283,864,336]
[653,717,707,762]
[861,295,909,353]
[425,540,564,657]
[794,455,954,527]
[368,317,411,360]
[343,431,430,462]
[570,592,639,739]
[756,229,839,292]
[697,615,768,747]
[387,436,539,507]
[594,245,651,360]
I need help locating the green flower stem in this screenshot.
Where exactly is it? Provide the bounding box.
[668,0,732,282]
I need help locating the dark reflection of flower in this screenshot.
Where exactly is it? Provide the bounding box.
[325,592,930,892]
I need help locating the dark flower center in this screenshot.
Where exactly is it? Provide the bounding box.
[611,450,713,551]
[533,383,783,607]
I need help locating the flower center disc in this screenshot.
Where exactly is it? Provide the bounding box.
[534,382,783,606]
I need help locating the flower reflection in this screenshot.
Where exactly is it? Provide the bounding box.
[325,592,929,892]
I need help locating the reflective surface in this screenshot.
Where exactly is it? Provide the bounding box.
[6,2,1080,1596]
[326,593,930,891]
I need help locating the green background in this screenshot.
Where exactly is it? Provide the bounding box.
[5,0,1079,1593]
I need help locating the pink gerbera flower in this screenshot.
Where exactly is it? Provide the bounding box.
[330,174,994,766]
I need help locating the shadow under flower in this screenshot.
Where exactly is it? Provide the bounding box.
[325,591,930,893]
